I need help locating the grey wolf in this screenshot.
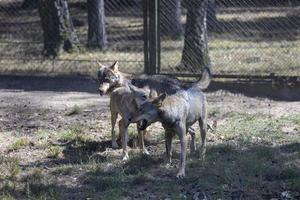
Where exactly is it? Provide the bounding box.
[130,81,208,178]
[97,61,153,156]
[110,86,150,160]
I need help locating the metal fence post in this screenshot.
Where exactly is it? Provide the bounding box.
[143,0,149,74]
[143,0,160,75]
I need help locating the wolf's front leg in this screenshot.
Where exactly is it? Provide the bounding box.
[188,127,196,154]
[176,124,187,178]
[137,126,149,155]
[119,119,129,160]
[165,130,174,164]
[111,111,118,149]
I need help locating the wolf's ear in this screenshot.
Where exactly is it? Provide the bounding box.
[97,69,102,79]
[129,85,138,94]
[96,61,106,68]
[152,93,166,107]
[110,61,119,72]
[149,89,158,99]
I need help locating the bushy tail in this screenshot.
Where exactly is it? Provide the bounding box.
[196,66,212,90]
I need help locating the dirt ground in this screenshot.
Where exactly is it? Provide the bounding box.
[0,75,299,200]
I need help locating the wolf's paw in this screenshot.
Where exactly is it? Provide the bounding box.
[122,153,129,161]
[176,171,185,179]
[142,148,150,155]
[112,141,119,149]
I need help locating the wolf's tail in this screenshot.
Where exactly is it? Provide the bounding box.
[196,66,212,90]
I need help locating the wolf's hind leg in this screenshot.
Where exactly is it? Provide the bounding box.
[198,118,207,160]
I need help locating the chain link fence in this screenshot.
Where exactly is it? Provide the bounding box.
[0,0,144,76]
[0,0,299,78]
[160,0,300,77]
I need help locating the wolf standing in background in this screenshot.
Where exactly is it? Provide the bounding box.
[110,86,151,160]
[97,61,151,160]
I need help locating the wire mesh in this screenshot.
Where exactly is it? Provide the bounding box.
[0,0,299,78]
[0,0,144,76]
[160,0,300,77]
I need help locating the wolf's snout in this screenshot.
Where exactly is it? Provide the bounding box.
[99,89,104,96]
[138,119,148,131]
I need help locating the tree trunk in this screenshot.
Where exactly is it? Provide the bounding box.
[160,0,183,39]
[207,0,217,31]
[181,0,211,72]
[87,0,107,49]
[38,0,79,58]
[22,0,38,9]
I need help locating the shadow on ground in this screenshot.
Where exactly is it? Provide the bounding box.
[3,142,299,199]
[0,75,300,101]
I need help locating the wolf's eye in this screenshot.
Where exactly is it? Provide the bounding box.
[141,95,147,100]
[110,76,118,82]
[104,77,110,82]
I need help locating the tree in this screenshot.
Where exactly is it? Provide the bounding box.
[38,0,79,57]
[160,0,183,39]
[181,0,211,72]
[87,0,107,49]
[207,0,217,31]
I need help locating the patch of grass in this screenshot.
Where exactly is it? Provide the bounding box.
[208,107,221,118]
[101,188,125,200]
[129,172,155,185]
[85,168,125,193]
[7,138,30,151]
[0,157,20,180]
[216,112,296,145]
[0,181,16,195]
[6,158,20,180]
[57,125,84,142]
[123,155,162,175]
[47,146,62,158]
[51,165,74,176]
[65,105,82,116]
[151,182,183,199]
[288,177,300,191]
[0,193,13,200]
[34,130,52,150]
[24,169,61,200]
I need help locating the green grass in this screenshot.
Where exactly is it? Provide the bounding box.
[33,129,55,150]
[56,125,85,142]
[216,113,300,145]
[0,193,13,200]
[2,38,299,77]
[1,112,299,199]
[7,138,30,152]
[23,169,61,200]
[0,156,20,181]
[46,146,62,158]
[50,165,74,176]
[160,39,300,76]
